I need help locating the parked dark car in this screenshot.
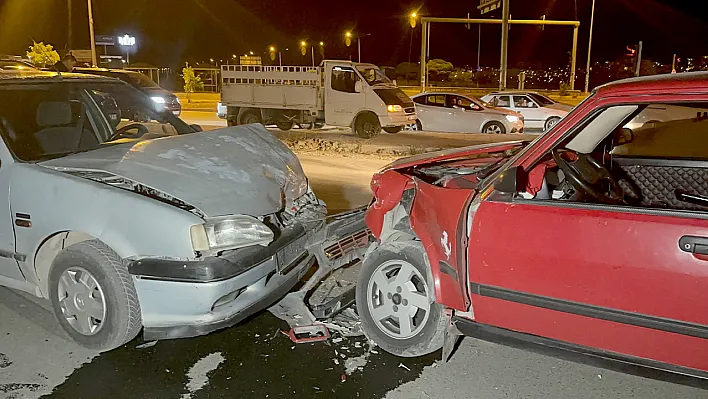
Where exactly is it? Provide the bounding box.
[74,68,181,116]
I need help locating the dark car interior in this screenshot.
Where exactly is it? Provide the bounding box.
[522,102,708,212]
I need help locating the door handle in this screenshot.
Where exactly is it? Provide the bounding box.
[679,236,708,255]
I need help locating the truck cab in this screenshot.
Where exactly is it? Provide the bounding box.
[219,60,417,138]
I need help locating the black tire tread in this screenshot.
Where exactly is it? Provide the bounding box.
[51,240,141,351]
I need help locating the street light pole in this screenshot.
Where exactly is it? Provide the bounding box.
[67,0,73,50]
[87,0,97,66]
[357,37,361,62]
[499,0,510,90]
[584,0,596,93]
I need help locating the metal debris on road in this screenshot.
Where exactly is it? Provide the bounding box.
[398,363,411,371]
[135,341,158,349]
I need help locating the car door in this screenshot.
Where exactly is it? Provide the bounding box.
[415,94,449,132]
[448,95,485,133]
[325,65,366,127]
[0,126,24,283]
[466,101,708,373]
[513,95,544,129]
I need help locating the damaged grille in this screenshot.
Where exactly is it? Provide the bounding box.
[279,192,326,227]
[323,228,371,261]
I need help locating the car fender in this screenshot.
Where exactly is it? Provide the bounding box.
[9,164,204,296]
[408,178,473,311]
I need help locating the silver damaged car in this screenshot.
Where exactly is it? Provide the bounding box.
[0,70,327,351]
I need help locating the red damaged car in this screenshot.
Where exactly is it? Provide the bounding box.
[355,72,708,381]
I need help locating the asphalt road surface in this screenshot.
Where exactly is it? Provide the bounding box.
[1,121,707,398]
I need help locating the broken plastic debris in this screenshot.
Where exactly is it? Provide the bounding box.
[288,325,331,344]
[333,358,340,365]
[332,338,344,344]
[136,340,158,349]
[398,363,411,371]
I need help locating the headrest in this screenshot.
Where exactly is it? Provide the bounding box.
[36,102,72,127]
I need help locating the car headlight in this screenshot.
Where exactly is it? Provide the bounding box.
[151,96,166,104]
[387,104,403,113]
[190,216,274,252]
[505,115,520,123]
[284,164,309,201]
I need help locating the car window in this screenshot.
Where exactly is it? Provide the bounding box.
[496,95,511,107]
[514,96,537,108]
[331,67,359,93]
[413,96,426,105]
[528,93,555,106]
[446,95,480,111]
[612,103,708,159]
[0,81,193,162]
[426,95,445,107]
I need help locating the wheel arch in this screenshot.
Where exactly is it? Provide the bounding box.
[351,109,379,128]
[34,231,96,298]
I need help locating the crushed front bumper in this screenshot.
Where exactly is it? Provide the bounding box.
[130,222,322,340]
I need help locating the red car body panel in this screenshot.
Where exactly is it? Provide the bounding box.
[364,72,708,377]
[408,180,472,310]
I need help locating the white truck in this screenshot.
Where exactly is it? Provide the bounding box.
[217,60,417,138]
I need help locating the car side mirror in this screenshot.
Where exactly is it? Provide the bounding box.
[354,81,363,93]
[392,79,398,86]
[190,124,203,132]
[493,166,525,194]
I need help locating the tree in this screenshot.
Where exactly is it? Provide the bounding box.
[426,59,454,82]
[26,41,60,68]
[181,63,204,103]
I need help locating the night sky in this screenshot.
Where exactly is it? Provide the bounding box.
[0,0,706,69]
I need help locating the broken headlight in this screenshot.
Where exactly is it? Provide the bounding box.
[190,216,274,252]
[284,165,309,202]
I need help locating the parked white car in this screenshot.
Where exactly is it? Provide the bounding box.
[480,91,572,131]
[410,92,524,134]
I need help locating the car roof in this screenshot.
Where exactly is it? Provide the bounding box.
[484,91,544,96]
[595,71,708,96]
[74,67,142,76]
[0,70,120,84]
[413,92,476,97]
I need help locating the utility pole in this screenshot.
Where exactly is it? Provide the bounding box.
[499,0,510,90]
[477,24,482,71]
[635,41,643,77]
[87,0,97,66]
[584,0,596,93]
[311,46,315,67]
[671,53,677,73]
[357,38,361,62]
[67,0,73,50]
[420,21,427,91]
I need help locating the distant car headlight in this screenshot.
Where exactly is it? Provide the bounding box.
[151,96,166,104]
[190,216,274,252]
[505,115,520,123]
[387,104,403,113]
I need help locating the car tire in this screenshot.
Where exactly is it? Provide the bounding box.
[383,126,403,134]
[227,117,239,127]
[276,121,294,131]
[544,116,561,131]
[483,121,506,134]
[48,240,142,352]
[356,242,446,357]
[240,111,261,125]
[354,113,381,138]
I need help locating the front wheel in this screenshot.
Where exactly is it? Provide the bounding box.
[354,113,381,138]
[240,111,261,125]
[356,242,446,357]
[483,121,506,134]
[276,121,294,131]
[48,240,142,352]
[544,116,561,131]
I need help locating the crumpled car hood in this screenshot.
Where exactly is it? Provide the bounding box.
[40,124,306,217]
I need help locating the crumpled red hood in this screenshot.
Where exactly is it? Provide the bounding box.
[381,141,527,171]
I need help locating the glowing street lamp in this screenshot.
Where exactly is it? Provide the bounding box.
[409,12,418,28]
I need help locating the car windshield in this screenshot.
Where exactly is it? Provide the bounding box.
[0,60,34,71]
[356,66,392,86]
[0,80,194,162]
[124,72,160,88]
[528,93,554,106]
